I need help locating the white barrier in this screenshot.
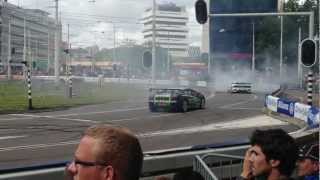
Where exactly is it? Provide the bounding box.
[294,103,310,123]
[266,95,278,112]
[265,95,319,129]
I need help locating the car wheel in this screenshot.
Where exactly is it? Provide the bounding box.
[181,100,188,113]
[200,98,205,109]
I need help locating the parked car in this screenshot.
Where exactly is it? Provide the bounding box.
[148,88,206,112]
[230,82,252,93]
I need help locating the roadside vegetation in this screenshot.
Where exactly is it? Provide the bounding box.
[0,80,146,113]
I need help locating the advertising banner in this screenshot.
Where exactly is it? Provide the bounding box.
[307,107,320,129]
[294,103,310,122]
[277,99,295,117]
[265,95,278,112]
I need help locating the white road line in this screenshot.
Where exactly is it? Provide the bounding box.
[137,115,288,138]
[0,135,26,140]
[9,110,175,123]
[0,115,289,152]
[227,107,262,110]
[10,114,96,123]
[220,94,258,109]
[0,117,35,121]
[53,107,148,117]
[52,117,97,123]
[0,141,79,152]
[108,113,177,122]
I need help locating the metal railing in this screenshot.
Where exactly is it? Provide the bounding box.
[193,153,244,180]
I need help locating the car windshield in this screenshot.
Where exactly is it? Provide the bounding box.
[0,0,319,179]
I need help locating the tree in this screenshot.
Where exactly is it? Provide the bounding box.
[284,0,299,12]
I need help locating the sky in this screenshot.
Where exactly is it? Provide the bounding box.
[7,0,202,49]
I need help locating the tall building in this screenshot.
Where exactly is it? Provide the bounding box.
[142,3,189,57]
[0,0,60,73]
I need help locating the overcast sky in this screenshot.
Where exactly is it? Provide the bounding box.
[7,0,202,49]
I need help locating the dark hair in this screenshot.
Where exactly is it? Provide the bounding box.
[173,170,204,180]
[85,125,143,180]
[250,129,298,177]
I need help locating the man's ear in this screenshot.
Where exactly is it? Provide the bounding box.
[103,165,115,180]
[311,161,319,171]
[269,159,280,168]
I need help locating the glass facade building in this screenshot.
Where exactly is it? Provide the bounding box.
[209,0,278,70]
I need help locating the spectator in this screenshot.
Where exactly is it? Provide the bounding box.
[240,129,298,180]
[173,170,204,180]
[65,124,143,180]
[296,143,319,180]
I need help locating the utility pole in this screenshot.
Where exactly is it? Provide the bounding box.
[167,26,170,74]
[67,24,72,98]
[23,18,27,78]
[7,17,11,80]
[280,16,283,83]
[298,27,302,88]
[252,22,255,79]
[152,0,156,87]
[113,23,116,63]
[47,23,50,74]
[54,0,60,84]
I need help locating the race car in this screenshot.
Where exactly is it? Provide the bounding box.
[230,82,252,93]
[148,88,206,112]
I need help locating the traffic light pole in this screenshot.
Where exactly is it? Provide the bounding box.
[67,24,72,98]
[307,70,313,106]
[151,0,156,88]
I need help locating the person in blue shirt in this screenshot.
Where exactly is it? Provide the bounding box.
[296,143,319,180]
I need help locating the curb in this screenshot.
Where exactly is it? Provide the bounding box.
[263,108,307,129]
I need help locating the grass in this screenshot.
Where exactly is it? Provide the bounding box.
[0,80,146,113]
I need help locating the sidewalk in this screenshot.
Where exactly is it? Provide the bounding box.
[280,89,319,108]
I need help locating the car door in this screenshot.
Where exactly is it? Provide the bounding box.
[188,90,200,108]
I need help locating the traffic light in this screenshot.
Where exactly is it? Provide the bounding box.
[32,61,36,69]
[142,51,152,68]
[64,49,69,54]
[195,0,208,24]
[301,39,317,67]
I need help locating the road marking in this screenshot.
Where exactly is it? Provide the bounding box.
[227,107,262,110]
[10,110,175,123]
[53,107,148,117]
[0,135,26,140]
[11,114,96,123]
[0,141,79,152]
[108,113,177,122]
[0,115,288,152]
[0,117,35,121]
[220,94,258,109]
[137,115,288,138]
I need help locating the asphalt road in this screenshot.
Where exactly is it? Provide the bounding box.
[0,91,298,170]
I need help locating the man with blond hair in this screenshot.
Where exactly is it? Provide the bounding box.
[66,124,143,180]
